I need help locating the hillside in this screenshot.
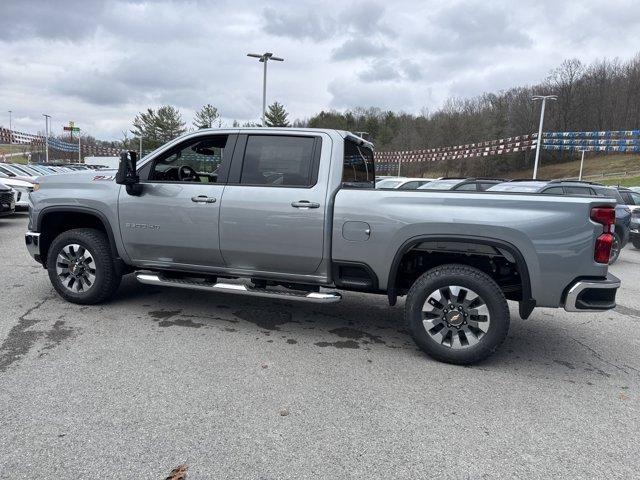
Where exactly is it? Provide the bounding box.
[507,154,640,180]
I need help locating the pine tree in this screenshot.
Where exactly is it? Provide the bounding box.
[193,104,221,129]
[264,102,290,127]
[131,106,186,148]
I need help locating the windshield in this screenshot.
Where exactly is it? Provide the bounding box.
[418,179,460,190]
[375,179,403,189]
[487,182,546,193]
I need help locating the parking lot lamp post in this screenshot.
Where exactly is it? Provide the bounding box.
[43,114,51,163]
[247,52,284,126]
[139,136,143,159]
[8,110,12,159]
[78,130,81,163]
[579,149,586,181]
[532,95,557,179]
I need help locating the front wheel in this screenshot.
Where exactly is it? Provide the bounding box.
[47,228,122,304]
[405,264,510,365]
[633,237,640,250]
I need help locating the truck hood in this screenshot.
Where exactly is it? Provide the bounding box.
[38,169,117,186]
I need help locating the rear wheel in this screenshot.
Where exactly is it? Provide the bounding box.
[632,237,640,250]
[47,228,121,304]
[405,264,510,365]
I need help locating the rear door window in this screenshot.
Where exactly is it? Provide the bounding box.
[454,182,478,191]
[398,181,421,190]
[542,186,565,195]
[240,135,318,187]
[629,192,640,205]
[564,186,593,196]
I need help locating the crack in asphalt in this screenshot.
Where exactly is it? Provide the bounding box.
[0,297,76,373]
[567,334,638,377]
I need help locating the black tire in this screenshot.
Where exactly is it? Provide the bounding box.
[609,232,622,264]
[633,238,640,250]
[47,228,121,304]
[405,264,510,365]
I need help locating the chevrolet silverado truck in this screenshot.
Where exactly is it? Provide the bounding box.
[25,128,621,364]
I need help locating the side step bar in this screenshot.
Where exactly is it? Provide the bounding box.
[135,272,342,303]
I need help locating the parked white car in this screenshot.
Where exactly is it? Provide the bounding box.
[0,172,34,209]
[375,177,435,190]
[0,163,37,182]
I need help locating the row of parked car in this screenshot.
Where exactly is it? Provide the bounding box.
[376,176,640,263]
[0,161,107,215]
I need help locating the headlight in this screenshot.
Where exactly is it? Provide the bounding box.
[32,183,40,192]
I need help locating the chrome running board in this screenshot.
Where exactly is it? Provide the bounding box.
[135,271,342,303]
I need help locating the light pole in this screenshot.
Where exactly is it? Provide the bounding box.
[78,129,81,163]
[43,114,51,163]
[531,95,557,179]
[579,149,586,180]
[247,52,284,126]
[139,136,143,159]
[8,110,12,159]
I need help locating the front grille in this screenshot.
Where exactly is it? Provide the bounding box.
[0,192,13,207]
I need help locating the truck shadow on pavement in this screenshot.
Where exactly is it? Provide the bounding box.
[108,275,639,385]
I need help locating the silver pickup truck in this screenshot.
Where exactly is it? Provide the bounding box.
[25,128,620,364]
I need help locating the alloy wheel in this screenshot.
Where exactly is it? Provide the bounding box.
[422,285,491,349]
[55,243,97,293]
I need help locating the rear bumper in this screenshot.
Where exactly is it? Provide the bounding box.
[25,231,42,263]
[563,274,620,312]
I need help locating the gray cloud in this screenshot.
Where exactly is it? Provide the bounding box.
[332,38,389,61]
[413,1,532,53]
[0,0,638,140]
[358,60,401,82]
[0,1,104,41]
[262,6,337,41]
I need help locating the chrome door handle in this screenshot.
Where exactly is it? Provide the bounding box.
[291,201,320,209]
[191,195,217,203]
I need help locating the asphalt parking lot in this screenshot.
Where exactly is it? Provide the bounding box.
[1,212,639,479]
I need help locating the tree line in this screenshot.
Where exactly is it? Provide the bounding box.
[123,53,639,176]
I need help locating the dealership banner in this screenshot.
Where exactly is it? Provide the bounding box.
[0,127,120,156]
[374,130,640,172]
[541,130,640,153]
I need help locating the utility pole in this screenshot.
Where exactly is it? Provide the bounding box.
[247,52,284,126]
[43,114,51,163]
[78,131,81,163]
[139,136,143,159]
[531,95,557,179]
[8,110,12,159]
[579,149,586,181]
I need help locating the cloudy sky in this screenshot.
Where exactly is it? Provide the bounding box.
[1,0,639,140]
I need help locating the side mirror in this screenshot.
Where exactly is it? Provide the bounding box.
[115,150,142,195]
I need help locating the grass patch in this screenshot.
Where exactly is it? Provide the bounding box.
[601,175,640,187]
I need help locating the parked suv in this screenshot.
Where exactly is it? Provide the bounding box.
[617,187,640,210]
[0,182,16,217]
[488,180,631,263]
[418,177,505,192]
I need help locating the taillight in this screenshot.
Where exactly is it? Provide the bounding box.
[594,234,614,263]
[590,207,615,232]
[591,206,615,263]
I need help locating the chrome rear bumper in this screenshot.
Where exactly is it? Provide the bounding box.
[25,231,42,263]
[564,274,620,312]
